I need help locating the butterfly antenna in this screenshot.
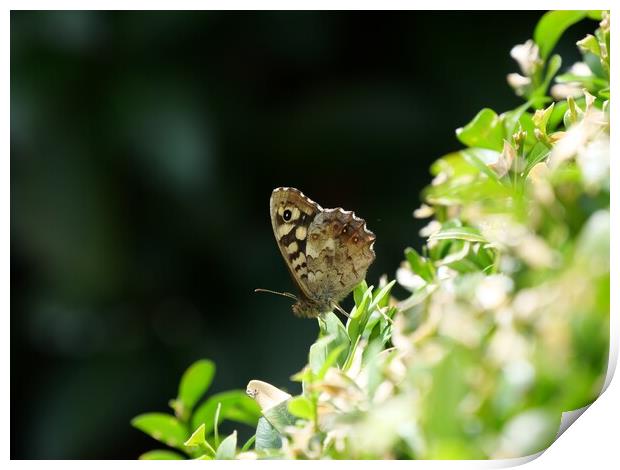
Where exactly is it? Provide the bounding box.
[254,288,298,301]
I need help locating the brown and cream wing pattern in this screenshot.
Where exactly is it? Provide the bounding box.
[269,187,321,299]
[305,208,376,304]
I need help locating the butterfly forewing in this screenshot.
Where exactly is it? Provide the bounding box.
[269,187,321,300]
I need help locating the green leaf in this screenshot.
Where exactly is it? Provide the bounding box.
[290,366,314,384]
[346,285,373,340]
[288,396,314,421]
[191,390,261,434]
[586,10,604,20]
[263,399,298,433]
[534,54,562,98]
[429,226,487,244]
[534,10,587,60]
[318,311,351,367]
[131,413,189,450]
[317,343,348,380]
[405,247,434,282]
[577,34,601,57]
[501,100,533,138]
[524,142,551,176]
[363,310,384,342]
[177,359,215,415]
[309,335,335,375]
[215,431,237,460]
[460,148,502,183]
[532,102,555,134]
[353,280,368,305]
[139,450,185,460]
[241,434,257,452]
[213,402,222,447]
[368,280,396,313]
[347,285,374,340]
[423,347,472,442]
[362,340,385,399]
[255,417,282,450]
[456,108,504,151]
[342,334,362,372]
[184,423,207,448]
[548,100,568,131]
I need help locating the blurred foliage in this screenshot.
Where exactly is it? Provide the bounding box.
[135,10,609,460]
[11,11,600,459]
[132,359,261,460]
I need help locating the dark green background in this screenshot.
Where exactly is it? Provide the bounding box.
[11,11,593,459]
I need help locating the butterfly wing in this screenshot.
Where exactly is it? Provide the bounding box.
[305,208,376,304]
[270,187,322,301]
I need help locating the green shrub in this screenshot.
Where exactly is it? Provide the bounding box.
[133,10,609,460]
[131,359,261,459]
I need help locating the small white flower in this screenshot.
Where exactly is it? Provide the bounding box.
[510,40,541,76]
[516,234,554,269]
[577,135,610,192]
[488,140,516,178]
[436,265,457,281]
[570,61,592,77]
[507,73,532,96]
[413,203,434,219]
[526,162,555,205]
[419,220,441,238]
[495,410,554,458]
[396,266,426,292]
[503,359,535,389]
[431,171,448,186]
[475,274,513,310]
[550,83,584,100]
[549,107,607,168]
[487,325,530,366]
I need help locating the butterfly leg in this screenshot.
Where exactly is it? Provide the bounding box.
[330,301,351,319]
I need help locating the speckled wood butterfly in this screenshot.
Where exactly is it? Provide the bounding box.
[256,187,376,318]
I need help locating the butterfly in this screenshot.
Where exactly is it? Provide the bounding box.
[256,187,376,318]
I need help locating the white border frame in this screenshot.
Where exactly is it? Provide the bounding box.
[5,3,616,468]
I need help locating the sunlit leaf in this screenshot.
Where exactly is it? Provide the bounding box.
[501,100,533,138]
[184,423,207,448]
[177,359,215,414]
[534,10,587,60]
[215,431,237,460]
[309,335,336,375]
[191,391,261,434]
[368,280,396,313]
[456,108,504,151]
[131,413,189,450]
[288,396,314,421]
[460,148,503,183]
[263,399,298,434]
[139,450,185,460]
[319,311,350,366]
[353,280,369,305]
[255,417,282,451]
[429,226,487,243]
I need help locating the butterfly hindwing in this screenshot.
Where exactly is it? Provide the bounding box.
[305,208,376,304]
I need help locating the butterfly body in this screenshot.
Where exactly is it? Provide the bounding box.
[269,187,376,318]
